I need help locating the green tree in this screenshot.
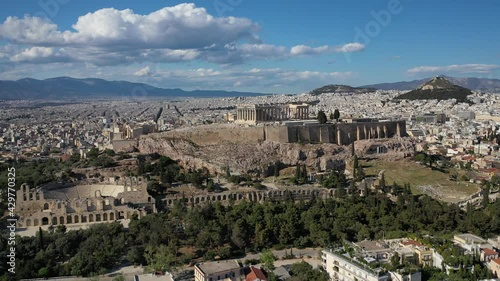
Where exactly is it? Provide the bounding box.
[379,173,387,191]
[260,249,276,271]
[482,185,490,207]
[86,148,99,160]
[273,162,280,178]
[144,244,177,273]
[353,155,359,169]
[317,110,327,124]
[333,109,340,122]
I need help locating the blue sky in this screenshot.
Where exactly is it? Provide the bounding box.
[0,0,499,93]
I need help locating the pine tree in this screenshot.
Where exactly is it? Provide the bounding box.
[301,164,308,183]
[333,109,340,122]
[38,226,44,249]
[273,162,279,178]
[351,142,355,156]
[482,184,490,208]
[317,110,327,124]
[379,173,386,190]
[295,164,300,181]
[353,155,359,169]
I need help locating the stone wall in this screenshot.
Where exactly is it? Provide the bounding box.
[147,121,406,146]
[160,125,266,145]
[16,180,155,229]
[335,121,406,145]
[161,188,335,208]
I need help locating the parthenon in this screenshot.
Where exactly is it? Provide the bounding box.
[235,103,309,125]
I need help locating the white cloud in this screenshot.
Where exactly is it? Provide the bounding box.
[133,67,355,92]
[333,43,365,53]
[0,3,365,66]
[0,62,355,93]
[290,43,365,56]
[408,64,499,75]
[0,4,259,49]
[134,66,153,77]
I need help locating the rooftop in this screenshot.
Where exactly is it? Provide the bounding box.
[454,233,487,244]
[355,240,389,253]
[482,248,498,256]
[246,266,267,281]
[196,260,241,276]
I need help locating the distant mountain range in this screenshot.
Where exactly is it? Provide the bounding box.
[394,77,473,103]
[308,84,376,95]
[362,76,500,91]
[0,77,265,100]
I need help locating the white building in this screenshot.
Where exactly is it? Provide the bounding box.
[322,249,390,281]
[194,260,242,281]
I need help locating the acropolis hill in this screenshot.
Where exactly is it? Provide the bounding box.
[144,119,406,146]
[138,104,411,175]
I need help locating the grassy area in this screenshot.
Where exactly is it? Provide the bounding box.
[363,159,480,203]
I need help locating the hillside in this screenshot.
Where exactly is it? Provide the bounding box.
[0,77,266,100]
[362,76,500,91]
[394,77,473,103]
[309,84,376,95]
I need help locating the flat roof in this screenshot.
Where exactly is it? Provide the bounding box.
[355,240,389,252]
[196,260,241,276]
[454,233,487,244]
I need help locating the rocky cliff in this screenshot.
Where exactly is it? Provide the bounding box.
[139,133,415,175]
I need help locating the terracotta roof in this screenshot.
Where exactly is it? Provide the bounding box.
[483,248,498,256]
[246,266,267,281]
[492,258,500,265]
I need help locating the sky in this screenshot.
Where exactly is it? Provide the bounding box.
[0,0,499,93]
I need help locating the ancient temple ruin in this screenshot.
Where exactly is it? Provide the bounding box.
[235,103,310,125]
[16,177,155,228]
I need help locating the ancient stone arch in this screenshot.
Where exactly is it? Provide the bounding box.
[96,214,101,221]
[89,214,94,222]
[74,215,79,223]
[59,216,64,224]
[42,217,49,225]
[43,203,49,210]
[33,218,39,226]
[26,219,32,226]
[110,212,115,220]
[66,215,72,224]
[52,217,57,225]
[81,215,87,223]
[103,213,108,221]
